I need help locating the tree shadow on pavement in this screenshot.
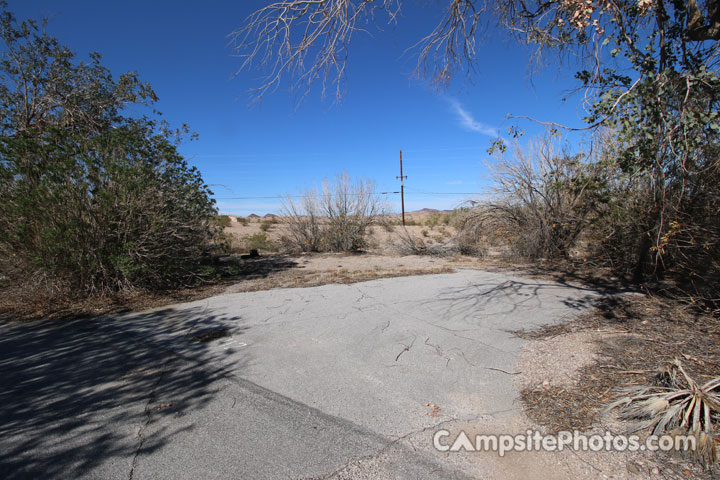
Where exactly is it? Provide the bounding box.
[0,306,248,479]
[428,279,613,323]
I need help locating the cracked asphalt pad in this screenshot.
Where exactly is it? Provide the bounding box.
[0,269,606,479]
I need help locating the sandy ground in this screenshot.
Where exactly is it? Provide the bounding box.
[280,252,465,272]
[220,253,483,295]
[508,329,696,479]
[223,216,458,255]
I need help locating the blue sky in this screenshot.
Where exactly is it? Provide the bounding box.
[11,1,590,215]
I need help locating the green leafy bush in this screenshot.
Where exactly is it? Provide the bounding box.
[0,6,221,295]
[246,232,275,252]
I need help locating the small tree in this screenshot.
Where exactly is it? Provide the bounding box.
[0,5,221,295]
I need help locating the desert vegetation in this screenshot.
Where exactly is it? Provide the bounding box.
[0,6,222,297]
[455,123,720,314]
[460,134,608,260]
[280,172,388,253]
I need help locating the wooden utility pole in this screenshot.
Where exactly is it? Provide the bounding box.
[396,150,407,226]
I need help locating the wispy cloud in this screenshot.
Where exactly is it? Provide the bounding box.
[447,180,463,185]
[447,98,499,138]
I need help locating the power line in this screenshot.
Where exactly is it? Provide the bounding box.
[215,191,400,200]
[407,190,481,195]
[213,191,486,200]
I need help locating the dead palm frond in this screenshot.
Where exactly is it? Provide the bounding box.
[606,360,720,466]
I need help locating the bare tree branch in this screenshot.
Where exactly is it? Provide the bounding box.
[410,0,487,88]
[228,0,401,103]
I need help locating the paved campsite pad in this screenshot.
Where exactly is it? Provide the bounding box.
[0,270,605,479]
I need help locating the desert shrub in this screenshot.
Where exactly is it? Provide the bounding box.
[382,222,395,233]
[236,216,249,226]
[0,7,220,295]
[220,232,244,255]
[425,209,471,228]
[424,214,439,227]
[424,213,450,227]
[393,229,428,255]
[217,215,233,228]
[259,218,275,231]
[599,127,719,311]
[462,134,607,260]
[393,228,456,257]
[437,226,451,238]
[281,172,387,252]
[245,232,276,252]
[280,193,324,252]
[455,229,486,256]
[0,124,220,294]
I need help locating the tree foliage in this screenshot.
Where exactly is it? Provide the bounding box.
[0,4,221,295]
[558,1,719,305]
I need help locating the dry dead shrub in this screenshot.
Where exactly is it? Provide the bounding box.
[393,227,457,256]
[460,133,607,260]
[281,172,388,252]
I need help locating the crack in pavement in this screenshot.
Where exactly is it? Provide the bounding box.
[382,301,516,356]
[127,302,210,480]
[394,335,417,362]
[423,337,453,367]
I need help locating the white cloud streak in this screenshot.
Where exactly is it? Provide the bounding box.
[447,98,499,138]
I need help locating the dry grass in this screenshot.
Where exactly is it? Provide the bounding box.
[222,265,455,294]
[0,253,456,322]
[515,293,720,476]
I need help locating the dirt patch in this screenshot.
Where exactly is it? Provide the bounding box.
[516,330,610,390]
[220,253,465,294]
[512,293,720,478]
